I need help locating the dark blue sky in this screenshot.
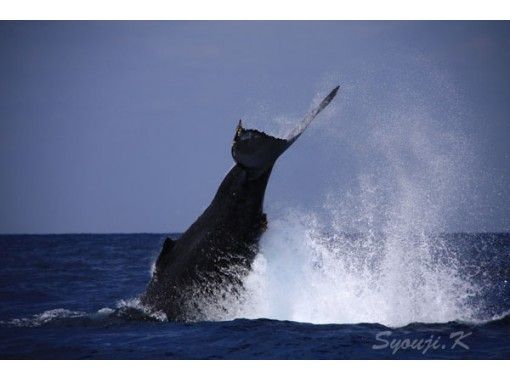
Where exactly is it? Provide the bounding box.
[1,21,509,233]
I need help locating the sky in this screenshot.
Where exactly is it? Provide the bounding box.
[0,21,509,234]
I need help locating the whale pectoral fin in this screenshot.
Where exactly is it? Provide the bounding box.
[162,237,175,252]
[155,237,176,270]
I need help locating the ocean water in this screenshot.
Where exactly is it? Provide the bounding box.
[0,233,509,359]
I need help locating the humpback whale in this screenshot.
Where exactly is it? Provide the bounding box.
[142,86,339,321]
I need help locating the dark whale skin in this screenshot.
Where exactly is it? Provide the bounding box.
[142,86,339,321]
[142,164,272,321]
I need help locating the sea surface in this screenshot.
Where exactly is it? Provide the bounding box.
[0,233,509,359]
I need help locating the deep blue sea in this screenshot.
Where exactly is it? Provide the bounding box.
[0,233,509,359]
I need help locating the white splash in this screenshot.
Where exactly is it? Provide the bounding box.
[0,308,87,327]
[228,214,480,327]
[218,71,485,327]
[116,298,168,321]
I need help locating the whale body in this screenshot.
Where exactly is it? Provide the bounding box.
[142,86,339,321]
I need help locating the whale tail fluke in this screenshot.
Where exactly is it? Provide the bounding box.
[287,85,339,144]
[231,121,290,171]
[231,85,339,173]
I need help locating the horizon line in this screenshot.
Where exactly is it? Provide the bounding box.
[1,231,510,236]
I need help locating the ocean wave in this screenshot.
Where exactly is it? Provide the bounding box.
[114,298,168,322]
[475,309,510,326]
[1,304,508,329]
[0,298,167,328]
[0,308,87,327]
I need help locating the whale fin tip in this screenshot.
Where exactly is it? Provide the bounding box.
[163,237,175,251]
[231,86,340,174]
[155,236,177,270]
